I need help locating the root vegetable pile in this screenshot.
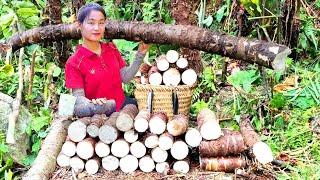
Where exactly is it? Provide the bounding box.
[135,50,197,86]
[58,107,273,175]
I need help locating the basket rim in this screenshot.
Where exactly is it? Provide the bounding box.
[135,83,197,91]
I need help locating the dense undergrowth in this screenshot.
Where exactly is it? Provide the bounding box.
[0,0,319,179]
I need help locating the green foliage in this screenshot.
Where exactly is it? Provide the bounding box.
[190,100,208,116]
[270,93,286,109]
[240,0,262,16]
[227,70,260,92]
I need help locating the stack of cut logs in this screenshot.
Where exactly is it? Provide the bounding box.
[135,50,197,86]
[57,105,273,175]
[57,104,202,174]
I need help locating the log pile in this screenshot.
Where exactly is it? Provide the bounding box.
[57,105,202,175]
[57,107,273,175]
[134,50,197,86]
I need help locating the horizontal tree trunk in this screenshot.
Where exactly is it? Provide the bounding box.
[143,133,159,149]
[4,21,291,70]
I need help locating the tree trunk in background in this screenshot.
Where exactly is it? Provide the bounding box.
[281,0,300,60]
[170,0,203,74]
[72,0,85,18]
[44,0,72,67]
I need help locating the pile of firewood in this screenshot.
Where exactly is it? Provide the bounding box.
[135,50,197,86]
[56,104,201,174]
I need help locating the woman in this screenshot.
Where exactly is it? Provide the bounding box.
[65,3,149,117]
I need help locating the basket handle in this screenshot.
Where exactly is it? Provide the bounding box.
[147,89,154,113]
[172,88,179,115]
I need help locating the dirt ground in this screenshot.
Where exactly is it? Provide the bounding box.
[50,164,235,180]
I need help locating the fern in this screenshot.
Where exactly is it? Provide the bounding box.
[302,19,318,50]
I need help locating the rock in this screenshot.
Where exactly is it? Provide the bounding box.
[0,92,31,164]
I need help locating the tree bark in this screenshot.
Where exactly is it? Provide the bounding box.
[170,0,203,74]
[72,0,85,18]
[23,117,71,180]
[116,104,138,132]
[4,21,291,70]
[200,156,246,172]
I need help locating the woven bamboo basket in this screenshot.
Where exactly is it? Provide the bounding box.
[134,84,196,118]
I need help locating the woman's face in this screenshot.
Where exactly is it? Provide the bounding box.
[80,10,106,42]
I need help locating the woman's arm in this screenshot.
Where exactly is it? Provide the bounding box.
[120,42,149,83]
[72,88,116,117]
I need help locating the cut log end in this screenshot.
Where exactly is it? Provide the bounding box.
[68,120,87,142]
[70,156,85,173]
[158,133,174,150]
[139,156,155,173]
[149,72,162,86]
[119,155,138,173]
[98,124,119,144]
[76,138,96,160]
[166,50,179,63]
[111,139,130,158]
[151,147,168,163]
[61,140,76,157]
[102,155,119,171]
[170,141,189,160]
[149,113,168,135]
[134,118,149,132]
[181,69,197,85]
[176,57,188,69]
[156,162,170,175]
[124,129,139,143]
[173,160,190,174]
[252,141,274,164]
[95,141,110,158]
[271,48,291,72]
[185,128,202,147]
[162,68,181,86]
[144,134,159,149]
[85,158,100,175]
[200,121,222,140]
[57,153,70,167]
[130,141,147,158]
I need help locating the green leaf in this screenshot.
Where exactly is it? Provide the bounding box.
[16,8,38,17]
[0,11,15,30]
[270,93,286,109]
[0,64,14,76]
[292,96,316,109]
[22,154,37,166]
[53,66,61,77]
[0,143,9,153]
[227,70,260,92]
[113,39,139,53]
[31,138,41,153]
[32,116,50,132]
[4,169,13,180]
[203,15,213,27]
[215,5,227,23]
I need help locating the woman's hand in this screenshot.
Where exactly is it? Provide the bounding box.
[91,98,108,105]
[137,41,150,55]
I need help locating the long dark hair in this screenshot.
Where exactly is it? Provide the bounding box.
[77,2,106,23]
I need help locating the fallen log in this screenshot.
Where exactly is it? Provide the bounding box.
[3,21,291,70]
[22,117,71,180]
